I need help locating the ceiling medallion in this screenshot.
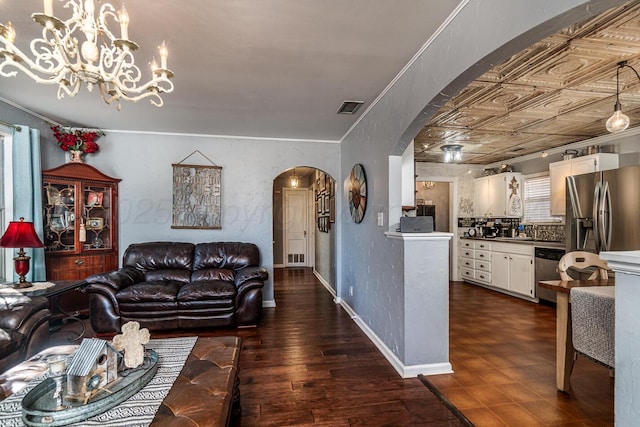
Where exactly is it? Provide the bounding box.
[0,0,174,110]
[348,164,367,224]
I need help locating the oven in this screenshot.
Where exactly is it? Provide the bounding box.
[534,246,566,303]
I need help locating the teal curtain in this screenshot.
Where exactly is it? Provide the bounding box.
[12,126,45,282]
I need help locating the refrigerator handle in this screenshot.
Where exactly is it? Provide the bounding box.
[593,181,602,253]
[601,180,612,251]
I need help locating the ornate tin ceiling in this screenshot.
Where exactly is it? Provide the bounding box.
[415,1,640,164]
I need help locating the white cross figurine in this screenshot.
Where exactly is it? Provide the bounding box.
[112,321,151,369]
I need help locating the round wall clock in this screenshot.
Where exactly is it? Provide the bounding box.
[348,163,367,223]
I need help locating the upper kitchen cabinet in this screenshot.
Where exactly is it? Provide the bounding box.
[549,153,618,216]
[474,173,523,218]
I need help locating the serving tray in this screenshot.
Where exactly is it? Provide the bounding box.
[21,349,158,427]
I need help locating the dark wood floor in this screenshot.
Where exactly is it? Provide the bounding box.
[48,268,614,426]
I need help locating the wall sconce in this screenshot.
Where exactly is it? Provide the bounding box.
[606,60,640,133]
[0,217,44,288]
[290,168,299,188]
[441,144,463,163]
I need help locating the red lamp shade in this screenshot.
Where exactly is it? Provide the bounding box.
[0,218,44,248]
[0,217,44,288]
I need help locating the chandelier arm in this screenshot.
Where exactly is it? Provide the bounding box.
[0,1,174,109]
[96,3,119,42]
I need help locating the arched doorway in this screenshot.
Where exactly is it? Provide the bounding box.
[272,167,338,294]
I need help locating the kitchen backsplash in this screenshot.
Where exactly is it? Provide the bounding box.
[523,224,565,242]
[458,218,565,243]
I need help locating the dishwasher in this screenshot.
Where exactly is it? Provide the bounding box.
[534,247,566,303]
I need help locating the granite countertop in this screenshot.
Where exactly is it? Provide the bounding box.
[460,236,565,248]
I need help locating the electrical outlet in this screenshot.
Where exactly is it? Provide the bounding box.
[349,286,354,297]
[377,212,384,227]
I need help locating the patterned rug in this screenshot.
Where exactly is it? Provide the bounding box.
[0,336,197,427]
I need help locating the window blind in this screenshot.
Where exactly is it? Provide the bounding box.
[523,175,562,223]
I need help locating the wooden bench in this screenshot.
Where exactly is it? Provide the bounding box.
[151,336,242,426]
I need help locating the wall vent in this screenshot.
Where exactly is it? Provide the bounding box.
[337,100,364,115]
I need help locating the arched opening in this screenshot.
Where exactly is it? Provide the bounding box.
[272,167,338,295]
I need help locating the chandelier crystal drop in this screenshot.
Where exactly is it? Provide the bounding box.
[0,0,174,110]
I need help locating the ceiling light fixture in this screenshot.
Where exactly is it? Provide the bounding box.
[422,181,436,190]
[0,0,174,110]
[290,168,299,188]
[441,144,463,163]
[541,151,548,158]
[606,60,640,133]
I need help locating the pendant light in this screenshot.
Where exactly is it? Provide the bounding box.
[290,168,299,188]
[606,61,640,133]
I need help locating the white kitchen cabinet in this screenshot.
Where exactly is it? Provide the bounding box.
[490,242,534,297]
[459,240,492,284]
[490,251,509,290]
[549,153,619,216]
[508,253,534,297]
[474,173,522,217]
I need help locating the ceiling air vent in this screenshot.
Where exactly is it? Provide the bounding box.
[337,100,364,115]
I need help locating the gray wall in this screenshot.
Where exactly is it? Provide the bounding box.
[1,99,341,306]
[339,0,623,363]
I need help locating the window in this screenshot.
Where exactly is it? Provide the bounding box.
[0,130,14,283]
[523,173,562,223]
[0,135,6,282]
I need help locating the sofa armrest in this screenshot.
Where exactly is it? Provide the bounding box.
[86,266,144,292]
[234,266,268,288]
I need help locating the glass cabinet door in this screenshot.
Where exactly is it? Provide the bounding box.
[82,184,112,251]
[43,182,76,252]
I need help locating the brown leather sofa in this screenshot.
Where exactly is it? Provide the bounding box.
[0,294,51,373]
[85,242,268,334]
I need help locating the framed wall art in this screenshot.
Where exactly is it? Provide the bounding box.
[348,163,367,223]
[172,151,222,229]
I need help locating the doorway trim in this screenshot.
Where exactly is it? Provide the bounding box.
[415,175,459,281]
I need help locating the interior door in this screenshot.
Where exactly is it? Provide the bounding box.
[284,188,308,267]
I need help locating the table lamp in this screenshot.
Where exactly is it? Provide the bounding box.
[0,217,44,289]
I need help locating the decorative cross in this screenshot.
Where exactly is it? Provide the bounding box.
[112,321,150,369]
[509,177,520,196]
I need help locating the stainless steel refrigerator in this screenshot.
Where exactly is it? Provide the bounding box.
[566,165,640,253]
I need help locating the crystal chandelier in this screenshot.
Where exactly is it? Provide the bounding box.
[0,0,174,110]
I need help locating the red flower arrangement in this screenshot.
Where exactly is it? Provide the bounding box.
[51,126,104,153]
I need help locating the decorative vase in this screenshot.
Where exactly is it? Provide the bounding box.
[68,150,84,163]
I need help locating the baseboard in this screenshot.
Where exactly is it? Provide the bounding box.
[313,270,337,300]
[273,263,284,268]
[338,299,452,378]
[262,300,276,308]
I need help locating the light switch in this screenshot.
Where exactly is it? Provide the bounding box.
[377,212,384,226]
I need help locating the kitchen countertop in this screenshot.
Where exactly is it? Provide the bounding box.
[460,236,565,248]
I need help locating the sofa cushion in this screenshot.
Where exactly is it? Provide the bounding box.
[178,281,236,302]
[145,269,191,283]
[191,268,235,283]
[0,297,49,331]
[0,329,23,357]
[123,242,195,271]
[117,281,181,304]
[193,242,260,271]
